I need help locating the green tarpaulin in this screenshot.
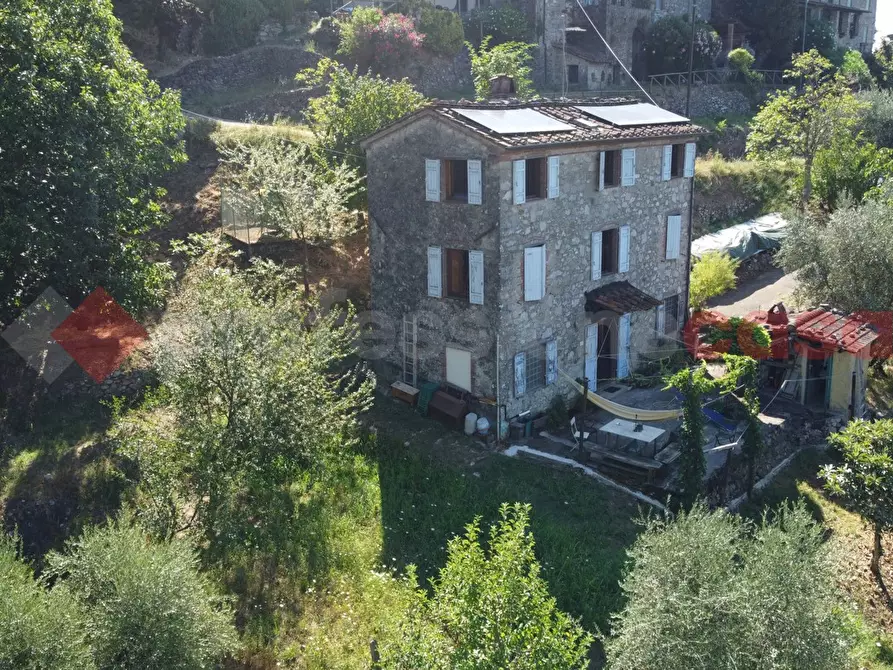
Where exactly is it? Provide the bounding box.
[691,213,789,261]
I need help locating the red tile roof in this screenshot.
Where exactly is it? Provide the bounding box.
[793,308,879,354]
[429,99,704,149]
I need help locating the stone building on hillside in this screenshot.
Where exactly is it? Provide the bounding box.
[361,94,702,418]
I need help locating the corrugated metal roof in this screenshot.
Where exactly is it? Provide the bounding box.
[793,308,879,353]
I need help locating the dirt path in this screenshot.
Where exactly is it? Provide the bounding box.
[708,267,800,316]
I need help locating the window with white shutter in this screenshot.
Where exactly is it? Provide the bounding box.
[619,225,630,273]
[468,250,484,305]
[548,156,560,199]
[427,246,442,297]
[467,159,482,205]
[425,159,440,202]
[590,231,602,280]
[523,245,546,301]
[621,148,636,186]
[661,145,673,181]
[513,160,526,205]
[666,214,682,260]
[684,142,696,178]
[597,151,606,190]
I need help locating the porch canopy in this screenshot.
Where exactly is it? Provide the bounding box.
[585,280,661,315]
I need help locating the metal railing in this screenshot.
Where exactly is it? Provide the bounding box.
[647,69,786,92]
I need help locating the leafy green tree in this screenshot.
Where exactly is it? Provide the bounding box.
[841,49,874,91]
[641,15,722,75]
[297,58,427,173]
[778,195,893,313]
[0,534,93,670]
[116,244,375,559]
[812,138,893,211]
[463,5,532,46]
[418,6,465,56]
[664,364,715,509]
[804,17,843,65]
[383,503,592,669]
[0,0,184,323]
[733,0,801,68]
[221,140,362,295]
[46,516,237,670]
[871,36,893,88]
[689,251,740,310]
[747,50,866,206]
[467,37,537,101]
[823,419,893,576]
[604,503,849,670]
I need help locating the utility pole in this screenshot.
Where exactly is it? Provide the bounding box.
[802,0,810,54]
[685,0,696,118]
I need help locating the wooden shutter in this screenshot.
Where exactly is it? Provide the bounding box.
[427,246,442,297]
[590,231,602,280]
[655,304,666,334]
[619,225,630,273]
[662,145,673,181]
[523,246,545,301]
[684,142,696,178]
[468,250,484,305]
[666,215,682,260]
[547,156,560,199]
[513,160,526,205]
[514,352,527,397]
[621,148,636,186]
[597,151,606,191]
[467,159,482,205]
[425,159,440,201]
[545,339,558,385]
[617,313,631,379]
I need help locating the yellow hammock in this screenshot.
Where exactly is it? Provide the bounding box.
[559,370,684,422]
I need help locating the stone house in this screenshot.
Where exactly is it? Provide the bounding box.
[362,96,702,418]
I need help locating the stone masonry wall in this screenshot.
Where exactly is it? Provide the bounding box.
[495,141,693,418]
[366,116,502,397]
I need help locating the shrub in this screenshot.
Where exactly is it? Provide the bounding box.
[418,6,464,56]
[841,49,874,90]
[202,0,268,55]
[308,16,341,54]
[804,17,845,66]
[813,139,893,210]
[338,8,424,72]
[642,15,721,75]
[857,89,893,147]
[727,47,755,72]
[0,535,93,670]
[382,503,593,669]
[689,251,740,309]
[467,37,536,100]
[46,517,237,670]
[463,5,532,46]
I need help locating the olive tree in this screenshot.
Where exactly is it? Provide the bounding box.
[116,243,375,560]
[604,503,849,670]
[823,419,893,576]
[46,517,237,670]
[748,50,865,206]
[221,139,362,295]
[0,534,93,670]
[382,503,593,670]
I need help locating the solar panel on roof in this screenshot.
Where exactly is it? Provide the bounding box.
[452,108,575,135]
[575,103,689,127]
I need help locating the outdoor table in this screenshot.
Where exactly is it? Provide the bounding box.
[597,418,666,458]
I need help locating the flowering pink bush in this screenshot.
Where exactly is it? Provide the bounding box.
[339,8,424,72]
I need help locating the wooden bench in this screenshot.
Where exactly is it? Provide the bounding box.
[428,390,467,429]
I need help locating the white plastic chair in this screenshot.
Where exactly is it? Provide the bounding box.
[570,415,590,449]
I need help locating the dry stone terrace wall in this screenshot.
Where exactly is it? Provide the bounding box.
[366,116,502,398]
[495,142,693,418]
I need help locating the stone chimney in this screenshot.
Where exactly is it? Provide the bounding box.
[488,74,516,99]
